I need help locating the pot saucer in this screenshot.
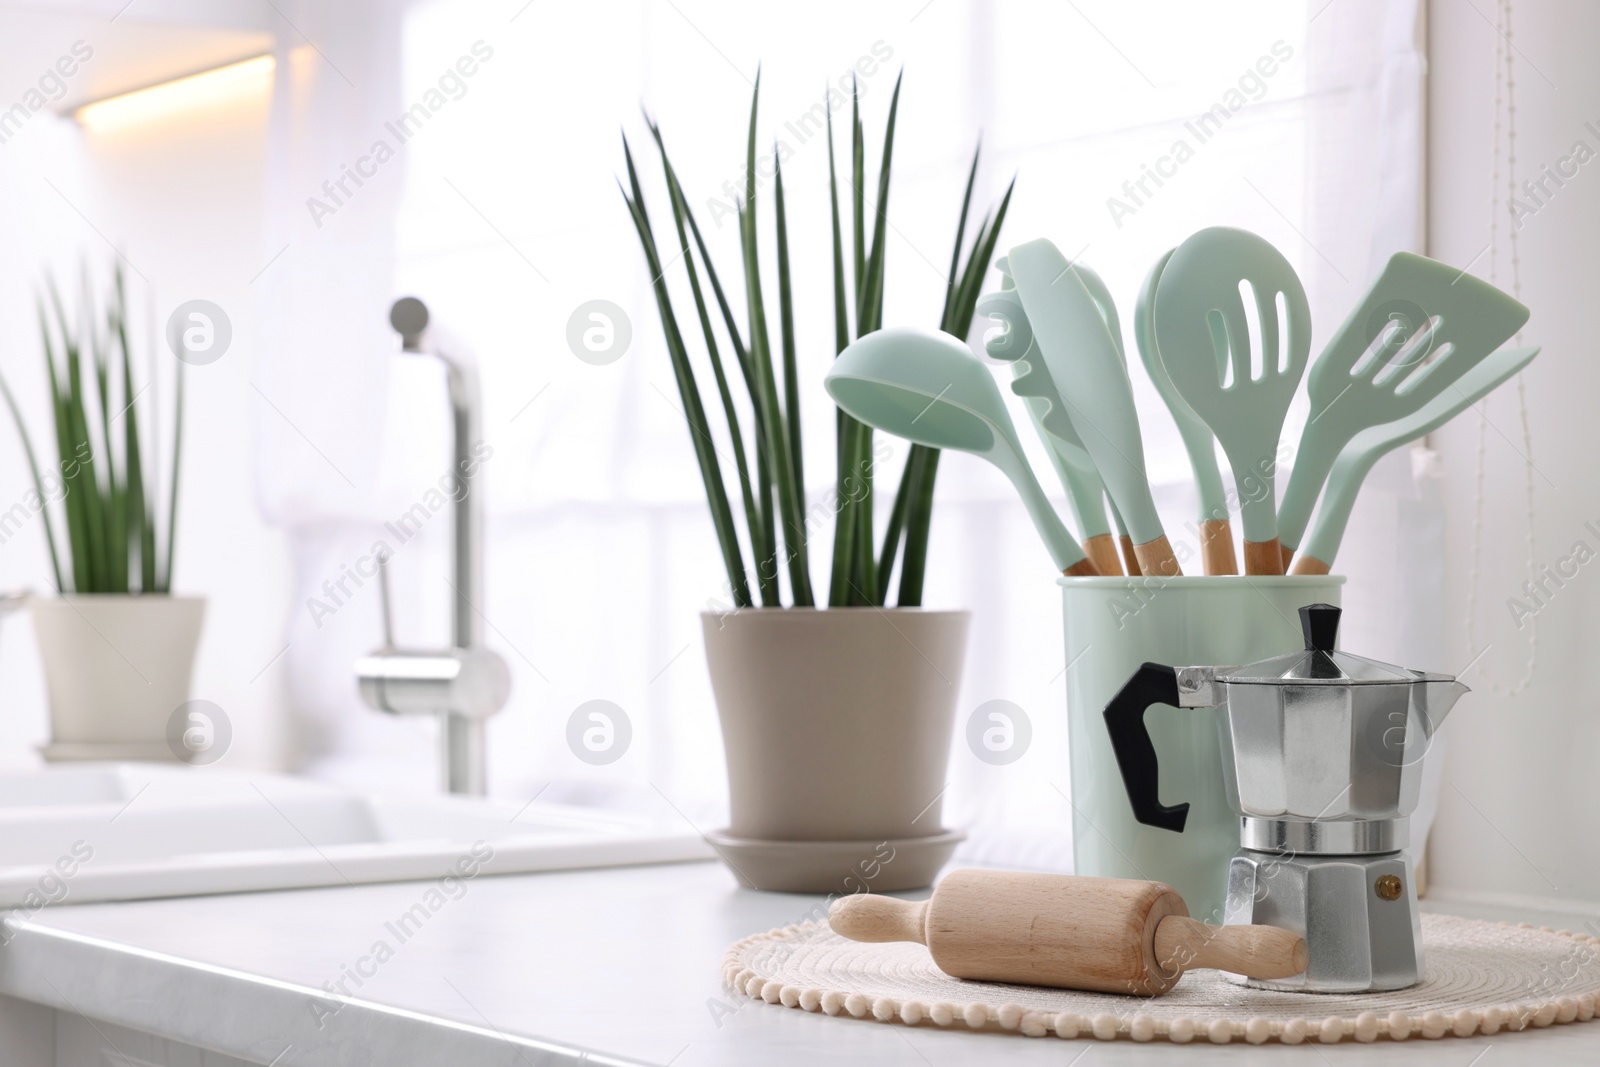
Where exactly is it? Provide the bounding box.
[703,828,965,893]
[39,741,176,763]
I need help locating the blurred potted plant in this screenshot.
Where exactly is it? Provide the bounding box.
[622,72,1011,887]
[0,266,198,759]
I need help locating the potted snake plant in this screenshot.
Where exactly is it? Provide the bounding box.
[622,71,1011,889]
[0,266,199,760]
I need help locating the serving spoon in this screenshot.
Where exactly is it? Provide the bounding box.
[1135,248,1236,575]
[825,327,1097,576]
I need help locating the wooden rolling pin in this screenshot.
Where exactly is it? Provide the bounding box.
[828,869,1307,996]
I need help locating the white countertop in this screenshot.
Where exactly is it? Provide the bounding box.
[2,858,1598,1065]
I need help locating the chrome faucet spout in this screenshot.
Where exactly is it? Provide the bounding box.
[356,297,509,796]
[441,356,482,649]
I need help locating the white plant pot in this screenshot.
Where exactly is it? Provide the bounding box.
[31,595,206,753]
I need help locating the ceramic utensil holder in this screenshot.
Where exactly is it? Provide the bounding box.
[1059,575,1343,920]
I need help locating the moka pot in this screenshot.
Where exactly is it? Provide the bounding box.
[1102,604,1468,992]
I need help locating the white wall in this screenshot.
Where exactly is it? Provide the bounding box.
[1429,0,1600,908]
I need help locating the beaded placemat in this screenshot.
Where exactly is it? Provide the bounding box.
[723,913,1600,1044]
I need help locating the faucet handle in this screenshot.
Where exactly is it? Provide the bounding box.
[357,647,511,720]
[376,549,395,649]
[390,296,430,352]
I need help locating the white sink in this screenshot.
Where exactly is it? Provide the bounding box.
[0,763,714,906]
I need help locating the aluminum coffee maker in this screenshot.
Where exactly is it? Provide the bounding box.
[1102,604,1467,992]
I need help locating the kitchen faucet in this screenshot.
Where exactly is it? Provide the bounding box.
[355,297,509,795]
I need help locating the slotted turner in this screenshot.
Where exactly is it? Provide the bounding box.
[1010,239,1182,577]
[1293,345,1540,574]
[1135,247,1236,575]
[1153,227,1310,575]
[1276,252,1530,569]
[978,282,1123,576]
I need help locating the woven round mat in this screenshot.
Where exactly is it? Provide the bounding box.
[723,913,1600,1044]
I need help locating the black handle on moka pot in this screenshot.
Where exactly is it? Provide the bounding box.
[1102,663,1190,833]
[1103,605,1345,834]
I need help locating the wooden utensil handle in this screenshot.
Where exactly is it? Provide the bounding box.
[1083,533,1124,577]
[828,894,929,945]
[1243,537,1285,576]
[1118,535,1142,576]
[1132,535,1183,577]
[1199,519,1238,576]
[1290,554,1331,575]
[1153,915,1308,979]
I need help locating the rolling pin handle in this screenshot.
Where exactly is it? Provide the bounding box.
[1153,915,1309,980]
[827,894,930,946]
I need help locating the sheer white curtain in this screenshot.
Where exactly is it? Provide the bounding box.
[264,0,1434,867]
[252,0,418,782]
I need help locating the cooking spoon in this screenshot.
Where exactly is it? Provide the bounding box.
[1009,240,1182,577]
[1291,345,1540,574]
[824,327,1097,576]
[1152,227,1310,575]
[1276,252,1531,570]
[1135,248,1237,575]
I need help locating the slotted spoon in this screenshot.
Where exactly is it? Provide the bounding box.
[1010,239,1181,577]
[1276,252,1531,569]
[1293,345,1540,574]
[978,283,1123,576]
[1135,247,1236,575]
[1152,227,1310,575]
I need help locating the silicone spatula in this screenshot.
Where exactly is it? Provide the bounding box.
[1276,252,1530,570]
[1292,345,1540,574]
[1068,261,1148,576]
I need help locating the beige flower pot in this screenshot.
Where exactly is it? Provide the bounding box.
[31,595,206,754]
[702,607,969,842]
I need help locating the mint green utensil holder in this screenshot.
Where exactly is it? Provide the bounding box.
[1059,575,1345,921]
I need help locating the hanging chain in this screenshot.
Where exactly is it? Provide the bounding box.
[1464,0,1538,694]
